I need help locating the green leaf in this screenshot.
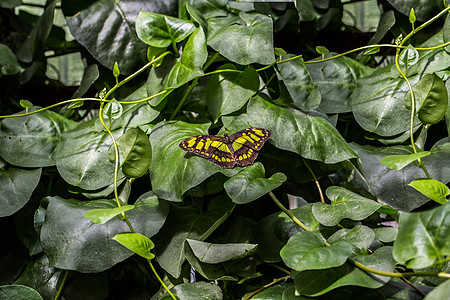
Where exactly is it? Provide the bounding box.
[186,2,208,33]
[163,27,207,89]
[67,100,84,109]
[293,247,395,296]
[102,99,123,120]
[0,168,41,217]
[274,47,287,57]
[149,121,239,202]
[393,202,450,268]
[315,46,329,55]
[277,55,321,111]
[409,8,416,24]
[64,1,177,74]
[253,204,320,263]
[409,178,450,204]
[40,193,168,272]
[208,12,275,65]
[16,0,57,63]
[306,54,372,113]
[424,278,450,300]
[84,205,135,224]
[146,45,166,66]
[354,141,450,211]
[294,0,320,21]
[206,65,259,122]
[248,96,357,164]
[224,163,286,204]
[312,186,382,226]
[135,11,196,47]
[364,46,380,55]
[404,73,448,124]
[186,239,257,264]
[373,227,398,243]
[162,282,222,300]
[113,61,120,77]
[280,231,353,272]
[107,127,152,178]
[0,108,76,168]
[349,66,420,136]
[19,100,33,109]
[153,197,234,278]
[53,119,126,190]
[72,64,99,99]
[0,285,43,300]
[0,43,20,75]
[386,0,441,21]
[327,225,375,255]
[409,31,450,75]
[112,232,155,260]
[379,151,431,170]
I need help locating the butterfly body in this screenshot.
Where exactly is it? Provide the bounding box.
[179,128,271,169]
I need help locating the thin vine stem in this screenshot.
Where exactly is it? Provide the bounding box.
[148,259,178,300]
[302,159,325,203]
[243,276,290,300]
[53,270,70,300]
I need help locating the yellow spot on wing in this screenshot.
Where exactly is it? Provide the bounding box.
[253,129,263,135]
[243,154,248,159]
[239,156,243,160]
[219,144,229,152]
[211,141,221,148]
[196,141,204,150]
[204,139,212,150]
[250,134,260,141]
[187,138,196,147]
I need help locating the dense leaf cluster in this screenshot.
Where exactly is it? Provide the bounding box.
[1,0,450,299]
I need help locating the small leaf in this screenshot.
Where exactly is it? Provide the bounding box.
[409,8,416,24]
[84,205,135,224]
[224,163,286,204]
[113,61,120,77]
[364,46,380,55]
[316,45,329,55]
[312,186,382,226]
[380,151,431,170]
[112,232,155,260]
[19,100,33,109]
[147,45,166,66]
[395,34,403,45]
[102,99,123,120]
[409,178,450,204]
[274,47,287,57]
[186,239,257,264]
[68,100,84,109]
[399,44,419,66]
[280,231,353,272]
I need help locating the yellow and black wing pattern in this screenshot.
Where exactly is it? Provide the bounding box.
[179,128,271,169]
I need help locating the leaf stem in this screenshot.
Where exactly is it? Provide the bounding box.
[268,191,311,232]
[53,270,70,300]
[243,275,290,300]
[148,259,177,300]
[302,159,325,203]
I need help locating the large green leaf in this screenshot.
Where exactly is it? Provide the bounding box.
[0,43,21,75]
[149,121,238,202]
[424,279,450,300]
[16,0,57,63]
[306,55,373,113]
[0,109,76,168]
[53,119,125,190]
[64,0,177,74]
[327,225,376,255]
[294,0,319,21]
[404,73,448,124]
[40,193,168,273]
[112,232,155,260]
[293,247,395,296]
[107,127,152,178]
[408,178,450,204]
[162,282,223,300]
[385,0,442,22]
[0,285,43,300]
[163,27,208,89]
[206,65,259,122]
[153,197,234,278]
[135,11,196,47]
[277,55,321,111]
[186,239,257,264]
[312,186,382,226]
[186,0,227,20]
[248,96,357,164]
[280,231,353,272]
[351,141,450,211]
[0,167,41,217]
[252,204,320,263]
[208,12,275,65]
[349,66,420,136]
[224,162,286,204]
[393,202,450,268]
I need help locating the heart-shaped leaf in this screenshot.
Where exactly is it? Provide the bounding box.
[84,205,135,224]
[380,151,431,170]
[408,178,450,204]
[112,232,155,260]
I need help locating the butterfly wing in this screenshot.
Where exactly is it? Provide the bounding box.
[179,135,236,169]
[229,128,271,167]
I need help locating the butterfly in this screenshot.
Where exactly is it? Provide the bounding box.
[179,128,271,169]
